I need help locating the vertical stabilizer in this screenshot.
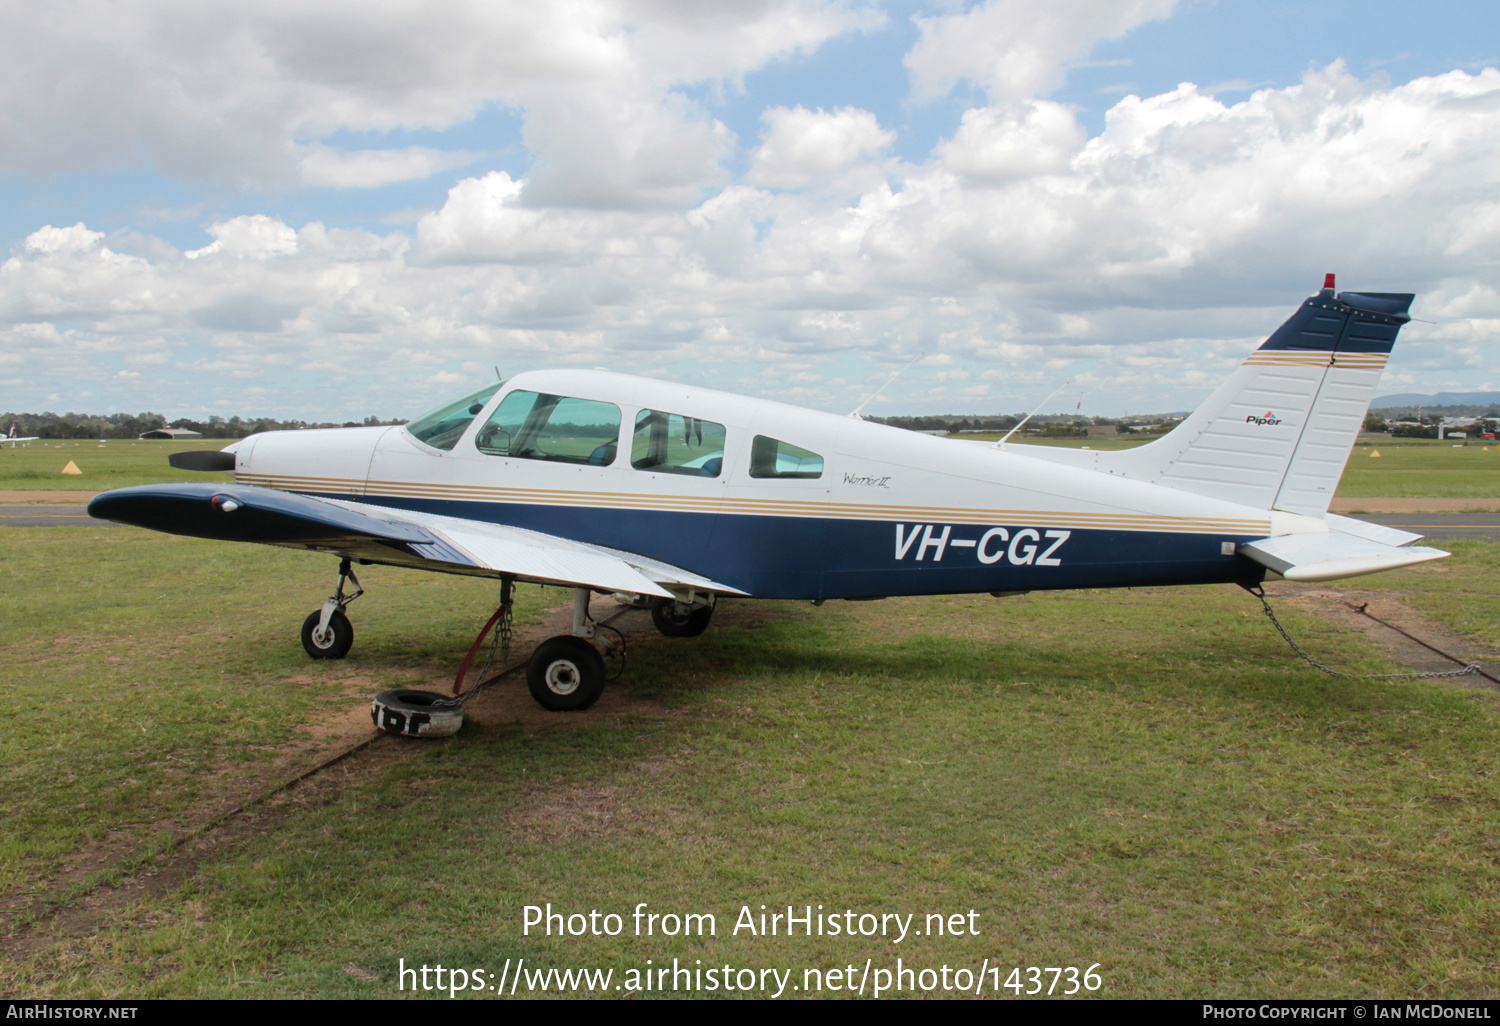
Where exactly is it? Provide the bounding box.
[1107,280,1413,515]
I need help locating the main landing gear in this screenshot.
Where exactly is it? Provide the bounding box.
[298,561,709,716]
[649,592,716,637]
[301,558,362,660]
[526,588,623,712]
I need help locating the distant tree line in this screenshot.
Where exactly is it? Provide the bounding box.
[867,414,1023,432]
[1364,412,1498,438]
[2,411,406,440]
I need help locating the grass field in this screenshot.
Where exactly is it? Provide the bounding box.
[3,435,1498,999]
[0,440,234,492]
[0,530,554,903]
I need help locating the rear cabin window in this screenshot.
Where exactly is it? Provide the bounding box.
[631,410,727,478]
[404,383,502,451]
[474,390,621,465]
[748,435,823,479]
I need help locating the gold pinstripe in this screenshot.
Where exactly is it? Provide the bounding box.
[1242,352,1388,367]
[234,472,1271,535]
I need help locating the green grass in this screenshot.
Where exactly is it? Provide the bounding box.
[0,528,551,912]
[4,433,1497,998]
[1335,442,1500,499]
[1350,540,1500,650]
[6,529,1498,998]
[0,440,234,492]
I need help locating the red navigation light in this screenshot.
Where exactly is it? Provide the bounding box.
[1323,273,1336,290]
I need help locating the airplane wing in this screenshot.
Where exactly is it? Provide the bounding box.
[87,483,746,599]
[1237,513,1449,582]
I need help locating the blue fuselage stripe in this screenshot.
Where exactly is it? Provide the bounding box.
[345,493,1266,600]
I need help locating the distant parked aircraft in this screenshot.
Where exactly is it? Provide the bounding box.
[6,423,38,448]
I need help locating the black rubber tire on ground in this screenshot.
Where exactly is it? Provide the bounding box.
[650,597,714,638]
[371,689,464,738]
[526,636,606,711]
[301,609,353,660]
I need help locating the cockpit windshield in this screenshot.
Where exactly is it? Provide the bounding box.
[404,383,502,451]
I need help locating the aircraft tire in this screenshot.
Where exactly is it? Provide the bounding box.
[650,597,714,638]
[527,636,606,711]
[301,609,354,660]
[371,689,464,738]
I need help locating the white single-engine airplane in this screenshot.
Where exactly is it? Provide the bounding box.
[6,422,39,448]
[89,276,1445,716]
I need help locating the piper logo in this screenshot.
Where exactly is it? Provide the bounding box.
[1246,410,1282,426]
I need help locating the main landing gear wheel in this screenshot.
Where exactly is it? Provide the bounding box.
[301,609,353,659]
[650,597,714,638]
[527,636,606,711]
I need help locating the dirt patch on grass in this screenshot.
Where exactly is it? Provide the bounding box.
[511,785,626,842]
[0,490,100,503]
[1330,497,1500,513]
[1265,581,1500,694]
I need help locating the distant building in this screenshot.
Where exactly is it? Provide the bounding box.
[139,428,203,440]
[1086,425,1118,437]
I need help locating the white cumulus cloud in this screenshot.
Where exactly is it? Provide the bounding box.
[186,216,300,260]
[298,146,477,189]
[0,0,877,206]
[905,0,1180,103]
[748,106,896,190]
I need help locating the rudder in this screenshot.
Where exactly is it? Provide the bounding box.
[1110,277,1412,515]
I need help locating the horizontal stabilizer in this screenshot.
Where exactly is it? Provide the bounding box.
[1238,532,1448,582]
[1321,512,1424,548]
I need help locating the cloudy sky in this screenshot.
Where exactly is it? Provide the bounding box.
[2,0,1497,421]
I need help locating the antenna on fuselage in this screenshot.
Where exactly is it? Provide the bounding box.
[495,366,503,382]
[849,351,925,419]
[993,378,1071,449]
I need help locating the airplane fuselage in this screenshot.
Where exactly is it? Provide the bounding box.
[226,369,1281,600]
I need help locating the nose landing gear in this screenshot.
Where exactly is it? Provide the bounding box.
[301,558,362,660]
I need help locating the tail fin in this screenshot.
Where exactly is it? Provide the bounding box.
[1110,277,1413,515]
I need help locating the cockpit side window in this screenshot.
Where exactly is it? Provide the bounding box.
[630,410,727,478]
[474,390,621,465]
[748,435,823,479]
[405,383,502,451]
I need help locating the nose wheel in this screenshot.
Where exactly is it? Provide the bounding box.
[301,558,363,660]
[302,609,354,659]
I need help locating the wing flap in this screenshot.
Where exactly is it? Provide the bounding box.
[320,497,745,596]
[423,521,674,597]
